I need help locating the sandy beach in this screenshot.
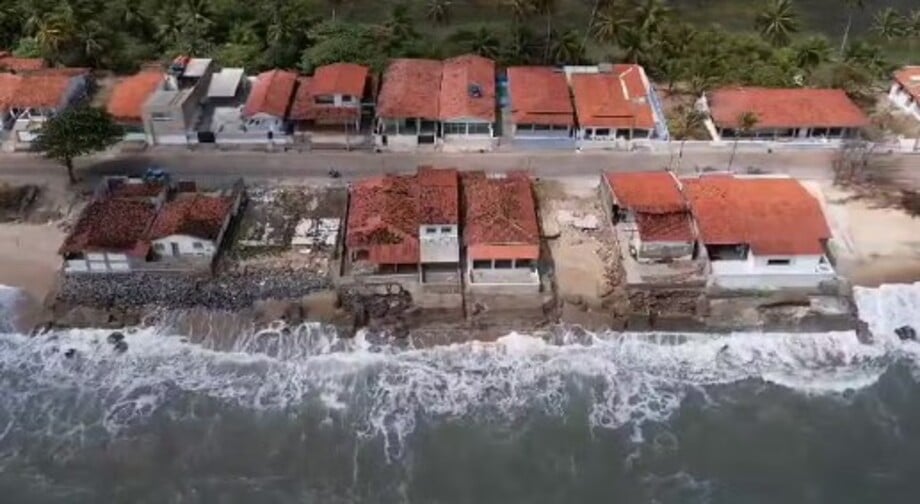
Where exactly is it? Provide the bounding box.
[0,222,65,304]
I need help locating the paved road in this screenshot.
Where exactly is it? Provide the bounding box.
[0,147,916,187]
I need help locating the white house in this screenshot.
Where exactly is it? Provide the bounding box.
[889,66,920,122]
[438,55,496,152]
[147,190,242,263]
[288,63,370,148]
[234,69,297,144]
[682,174,835,290]
[0,69,90,146]
[142,57,214,145]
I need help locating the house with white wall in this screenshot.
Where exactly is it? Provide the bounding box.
[147,191,242,263]
[142,57,214,145]
[505,66,575,150]
[0,68,90,147]
[289,63,370,148]
[698,87,868,144]
[107,68,164,143]
[235,69,297,144]
[439,55,496,152]
[681,174,835,290]
[568,64,666,150]
[889,66,920,122]
[375,58,443,151]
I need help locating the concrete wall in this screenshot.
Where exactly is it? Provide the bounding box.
[889,82,920,122]
[64,252,137,274]
[152,234,217,257]
[420,224,459,262]
[709,252,836,289]
[637,238,694,261]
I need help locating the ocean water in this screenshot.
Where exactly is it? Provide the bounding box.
[1,284,920,503]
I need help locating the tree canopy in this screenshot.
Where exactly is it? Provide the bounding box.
[33,105,123,183]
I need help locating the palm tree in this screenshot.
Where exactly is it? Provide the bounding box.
[619,26,647,63]
[908,10,920,37]
[582,0,613,49]
[591,4,627,44]
[532,0,558,63]
[469,26,502,59]
[872,8,907,41]
[840,0,865,55]
[633,0,670,36]
[844,40,888,77]
[550,28,585,64]
[27,13,73,61]
[792,36,831,70]
[504,24,540,64]
[755,0,799,47]
[504,0,534,23]
[668,105,707,171]
[426,0,452,25]
[728,111,759,171]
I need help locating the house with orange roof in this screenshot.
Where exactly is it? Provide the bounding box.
[889,66,920,123]
[0,51,46,73]
[106,69,164,142]
[601,171,694,263]
[505,66,575,150]
[0,68,90,147]
[142,56,214,145]
[567,64,666,150]
[288,62,370,148]
[462,172,541,291]
[374,58,444,151]
[439,55,496,152]
[234,69,297,142]
[345,167,461,286]
[698,87,868,143]
[680,174,835,289]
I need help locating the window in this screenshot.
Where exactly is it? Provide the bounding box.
[533,124,551,131]
[342,95,356,103]
[811,127,828,137]
[192,242,204,250]
[468,123,491,135]
[443,123,466,135]
[633,129,649,138]
[353,249,369,261]
[154,243,165,252]
[170,242,180,256]
[516,259,535,270]
[595,128,610,137]
[440,226,452,234]
[473,260,491,269]
[767,258,791,266]
[827,127,842,137]
[426,227,437,235]
[721,128,736,138]
[517,124,535,132]
[151,111,172,121]
[314,95,334,105]
[494,259,513,269]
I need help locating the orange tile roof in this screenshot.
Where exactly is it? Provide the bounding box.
[347,168,459,265]
[463,172,540,260]
[507,66,574,126]
[5,72,76,109]
[376,59,443,120]
[893,66,920,102]
[604,171,686,213]
[147,195,234,240]
[60,199,156,257]
[0,74,21,109]
[0,52,46,72]
[288,76,360,124]
[243,69,298,118]
[707,87,869,129]
[571,65,655,129]
[439,54,495,122]
[635,213,694,242]
[310,63,369,98]
[106,70,163,123]
[682,175,831,255]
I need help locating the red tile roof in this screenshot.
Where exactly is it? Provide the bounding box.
[463,172,540,259]
[604,171,686,213]
[243,69,298,118]
[60,199,156,257]
[147,195,234,241]
[288,76,360,124]
[707,87,869,129]
[0,72,77,109]
[682,176,831,255]
[376,59,443,120]
[0,52,46,72]
[0,74,20,109]
[635,213,694,242]
[571,65,655,129]
[106,70,163,123]
[507,66,574,126]
[893,66,920,102]
[347,168,459,264]
[310,63,369,98]
[439,54,495,122]
[106,179,168,199]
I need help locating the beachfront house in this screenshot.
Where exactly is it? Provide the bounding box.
[439,55,496,152]
[142,57,214,145]
[889,66,920,122]
[374,58,443,151]
[235,69,298,143]
[288,63,370,149]
[601,171,694,262]
[568,64,666,150]
[681,174,835,290]
[106,68,164,143]
[698,87,868,143]
[462,172,541,292]
[0,68,90,147]
[146,190,242,263]
[506,66,575,150]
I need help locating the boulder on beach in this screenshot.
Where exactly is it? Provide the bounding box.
[113,340,129,353]
[107,332,125,344]
[895,325,916,342]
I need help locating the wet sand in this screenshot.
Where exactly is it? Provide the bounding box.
[0,222,65,329]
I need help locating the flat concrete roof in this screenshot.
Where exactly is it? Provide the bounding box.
[207,68,244,98]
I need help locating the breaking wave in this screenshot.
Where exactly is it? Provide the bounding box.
[0,282,919,459]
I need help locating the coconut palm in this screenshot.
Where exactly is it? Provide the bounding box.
[504,0,534,22]
[840,0,865,55]
[591,4,628,44]
[531,0,558,63]
[792,36,831,70]
[668,105,707,171]
[426,0,452,25]
[549,28,585,64]
[872,8,907,41]
[633,0,670,36]
[909,10,920,37]
[728,111,759,171]
[755,0,799,47]
[503,24,541,64]
[468,26,502,59]
[618,26,647,64]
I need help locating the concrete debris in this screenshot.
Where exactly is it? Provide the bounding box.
[291,217,339,250]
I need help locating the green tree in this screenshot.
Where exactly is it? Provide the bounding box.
[840,0,865,55]
[844,40,889,77]
[591,4,627,44]
[791,35,831,70]
[908,10,920,37]
[426,0,452,25]
[619,26,647,63]
[755,0,799,47]
[668,105,707,171]
[531,0,558,63]
[728,111,759,171]
[633,0,670,36]
[33,106,123,184]
[503,24,541,65]
[504,0,534,23]
[549,28,585,64]
[872,8,907,41]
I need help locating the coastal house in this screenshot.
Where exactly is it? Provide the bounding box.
[235,69,298,143]
[889,66,920,123]
[506,66,575,150]
[439,55,496,152]
[601,171,694,262]
[375,58,443,151]
[0,52,46,72]
[142,56,214,145]
[681,174,835,290]
[106,68,164,143]
[462,172,541,292]
[698,87,868,143]
[345,167,460,287]
[0,68,91,147]
[568,64,665,150]
[61,177,243,274]
[288,63,370,149]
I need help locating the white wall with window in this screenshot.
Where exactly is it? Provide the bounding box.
[707,247,835,289]
[889,81,920,122]
[513,123,572,138]
[152,235,217,258]
[420,224,459,263]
